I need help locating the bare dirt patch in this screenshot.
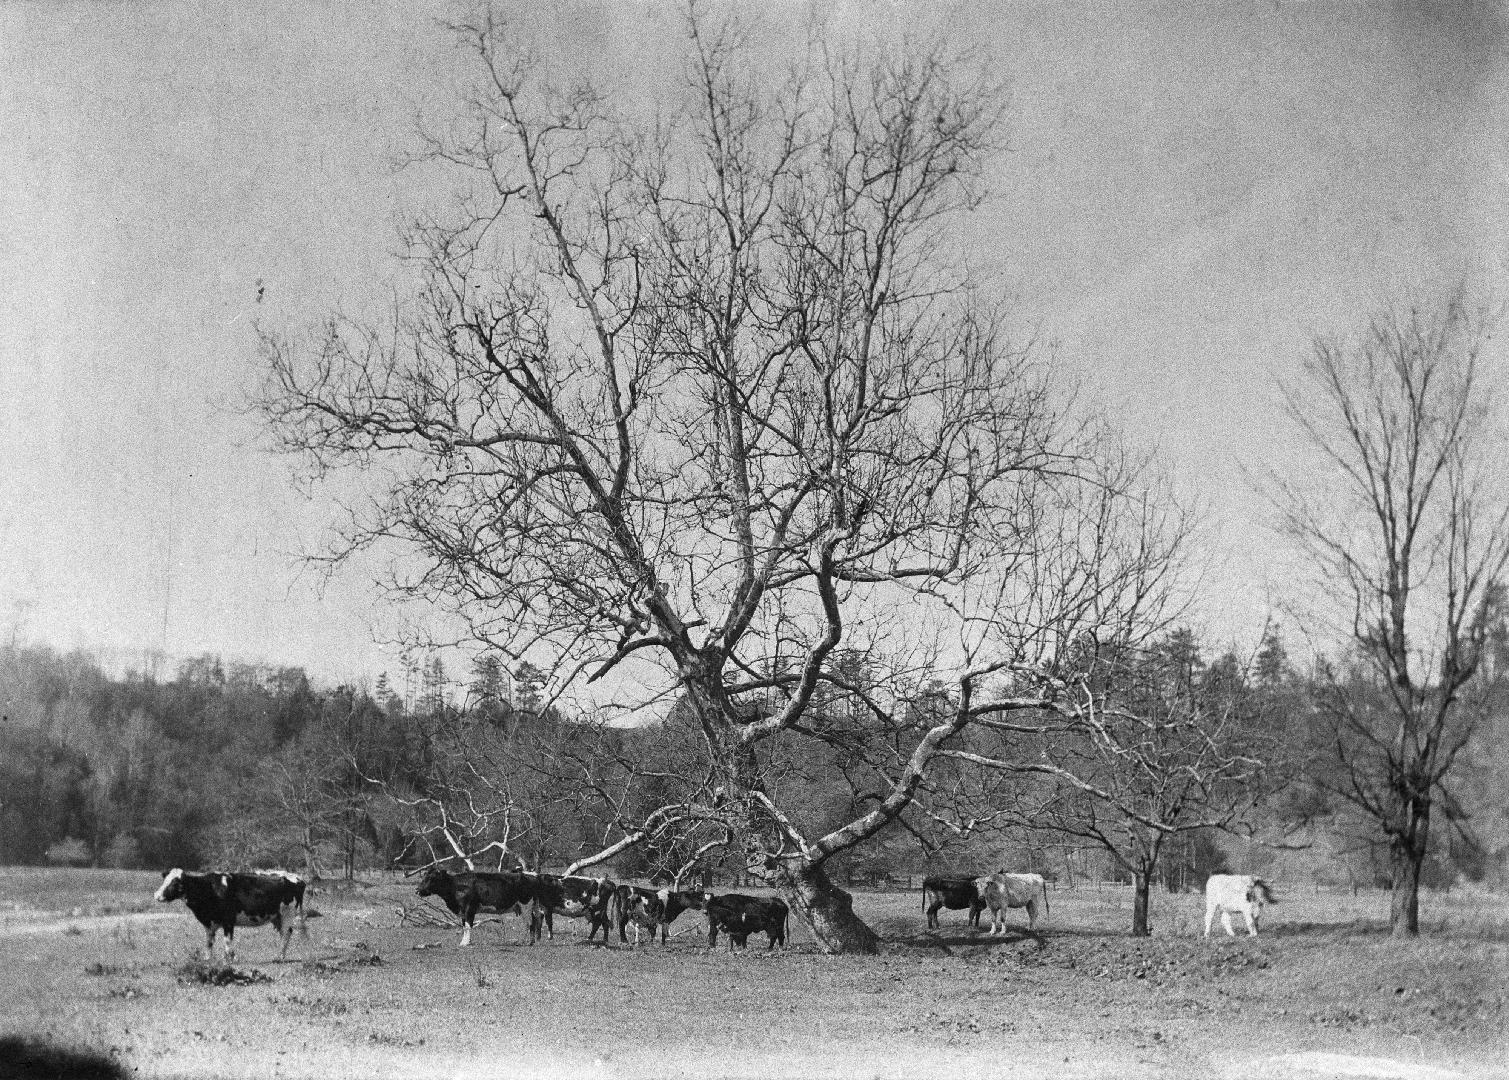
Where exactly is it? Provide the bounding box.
[0,872,1504,1078]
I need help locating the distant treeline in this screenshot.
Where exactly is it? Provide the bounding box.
[2,639,1505,890]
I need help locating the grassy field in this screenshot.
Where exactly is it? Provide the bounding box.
[0,867,1505,1079]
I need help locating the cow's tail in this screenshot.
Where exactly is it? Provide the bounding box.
[1041,878,1050,922]
[1254,878,1276,905]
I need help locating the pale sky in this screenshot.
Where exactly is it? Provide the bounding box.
[3,0,1506,686]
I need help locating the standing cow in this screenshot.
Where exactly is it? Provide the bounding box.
[975,872,1049,933]
[154,868,308,960]
[527,874,616,944]
[415,868,537,947]
[705,893,789,951]
[922,875,986,930]
[1203,874,1276,937]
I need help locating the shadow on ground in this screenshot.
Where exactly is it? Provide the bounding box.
[0,1036,126,1080]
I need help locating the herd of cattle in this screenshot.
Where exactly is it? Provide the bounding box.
[151,865,1277,960]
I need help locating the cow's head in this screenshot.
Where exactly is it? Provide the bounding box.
[415,869,449,898]
[154,868,186,903]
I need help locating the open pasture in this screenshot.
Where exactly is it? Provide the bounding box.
[0,868,1505,1079]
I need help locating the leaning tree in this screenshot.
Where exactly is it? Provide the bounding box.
[256,6,1187,952]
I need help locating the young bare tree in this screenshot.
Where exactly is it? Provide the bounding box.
[255,6,1186,951]
[1275,296,1509,936]
[932,629,1272,936]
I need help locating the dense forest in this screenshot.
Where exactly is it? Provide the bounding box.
[3,632,1505,892]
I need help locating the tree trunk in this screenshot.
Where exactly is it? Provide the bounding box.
[780,859,881,954]
[1131,871,1152,936]
[1389,802,1429,937]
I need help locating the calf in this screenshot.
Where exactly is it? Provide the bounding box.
[415,868,536,947]
[1203,874,1276,937]
[528,874,616,944]
[922,875,985,930]
[154,868,308,961]
[705,893,789,952]
[975,872,1049,933]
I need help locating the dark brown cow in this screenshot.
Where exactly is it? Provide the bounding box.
[705,893,789,951]
[922,875,985,930]
[415,868,537,947]
[154,868,308,960]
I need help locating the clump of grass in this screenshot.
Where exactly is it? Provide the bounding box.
[62,925,84,936]
[83,962,126,977]
[469,960,492,989]
[111,920,137,949]
[174,959,271,987]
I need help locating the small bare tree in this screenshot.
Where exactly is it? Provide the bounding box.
[933,630,1272,936]
[255,5,1187,951]
[1274,296,1509,936]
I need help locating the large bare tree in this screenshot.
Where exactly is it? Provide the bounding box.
[255,6,1185,952]
[1275,296,1509,936]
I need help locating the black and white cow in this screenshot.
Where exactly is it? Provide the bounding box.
[414,868,537,947]
[922,875,985,930]
[612,885,708,945]
[154,868,308,960]
[613,885,664,946]
[705,893,789,951]
[528,874,616,944]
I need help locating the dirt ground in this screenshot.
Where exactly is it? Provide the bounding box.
[0,869,1504,1079]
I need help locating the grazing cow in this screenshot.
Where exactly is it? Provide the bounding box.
[415,868,537,947]
[1203,874,1276,937]
[705,893,789,951]
[975,872,1049,933]
[922,875,985,930]
[154,868,308,960]
[528,874,616,944]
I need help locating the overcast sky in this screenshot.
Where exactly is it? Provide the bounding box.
[3,0,1506,687]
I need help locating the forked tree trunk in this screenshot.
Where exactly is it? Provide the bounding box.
[780,859,881,954]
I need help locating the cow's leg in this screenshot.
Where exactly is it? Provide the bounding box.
[1220,910,1236,937]
[204,924,217,959]
[223,925,236,962]
[460,916,474,948]
[1026,899,1038,931]
[926,900,941,930]
[1203,904,1215,937]
[1243,907,1258,936]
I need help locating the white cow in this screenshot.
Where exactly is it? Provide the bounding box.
[1203,874,1275,937]
[975,872,1049,933]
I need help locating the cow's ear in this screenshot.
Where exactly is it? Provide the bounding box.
[212,874,230,898]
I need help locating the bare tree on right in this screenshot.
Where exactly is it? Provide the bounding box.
[1274,296,1509,936]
